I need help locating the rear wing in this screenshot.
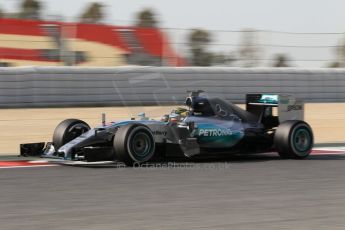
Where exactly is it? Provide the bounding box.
[246,94,304,123]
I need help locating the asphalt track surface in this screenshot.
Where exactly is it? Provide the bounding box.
[1,149,345,230]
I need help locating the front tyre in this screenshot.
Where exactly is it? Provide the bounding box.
[274,120,313,159]
[53,119,90,149]
[114,124,155,166]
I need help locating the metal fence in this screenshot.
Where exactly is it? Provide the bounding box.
[164,28,345,68]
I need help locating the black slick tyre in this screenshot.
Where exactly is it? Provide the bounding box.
[53,119,90,149]
[274,120,313,159]
[114,123,155,166]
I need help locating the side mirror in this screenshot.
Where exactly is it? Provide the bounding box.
[187,121,195,131]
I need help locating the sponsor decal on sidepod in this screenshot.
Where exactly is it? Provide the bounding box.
[198,128,233,137]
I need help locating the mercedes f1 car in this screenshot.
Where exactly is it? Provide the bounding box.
[20,91,314,166]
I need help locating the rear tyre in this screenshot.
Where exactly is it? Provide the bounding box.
[53,119,90,149]
[114,123,155,166]
[274,120,313,159]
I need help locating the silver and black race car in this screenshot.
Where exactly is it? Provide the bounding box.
[20,91,314,166]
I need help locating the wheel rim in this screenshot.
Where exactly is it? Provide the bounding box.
[293,128,311,154]
[129,132,152,159]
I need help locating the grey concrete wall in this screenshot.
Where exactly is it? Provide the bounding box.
[0,66,344,108]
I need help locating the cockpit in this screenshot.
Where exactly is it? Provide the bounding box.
[160,91,258,123]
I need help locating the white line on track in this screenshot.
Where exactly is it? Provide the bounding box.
[314,147,345,151]
[0,164,59,169]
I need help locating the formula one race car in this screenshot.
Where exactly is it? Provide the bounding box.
[20,91,313,166]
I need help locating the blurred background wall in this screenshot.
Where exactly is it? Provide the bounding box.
[1,0,345,68]
[0,67,344,108]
